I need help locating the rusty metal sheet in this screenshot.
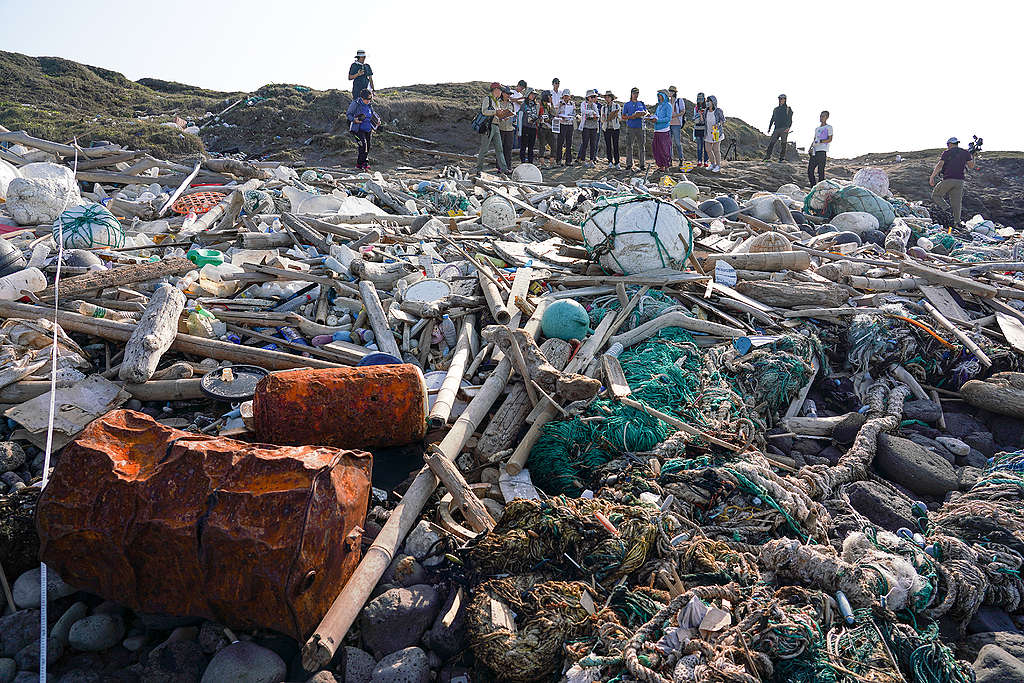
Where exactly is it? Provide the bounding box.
[36,409,371,640]
[252,365,428,449]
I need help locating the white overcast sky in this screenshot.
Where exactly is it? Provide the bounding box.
[1,0,1020,158]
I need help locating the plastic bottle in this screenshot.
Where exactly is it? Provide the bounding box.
[603,342,624,358]
[0,267,47,301]
[77,301,140,322]
[276,326,310,347]
[440,314,457,347]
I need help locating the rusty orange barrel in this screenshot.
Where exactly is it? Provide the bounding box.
[253,364,428,449]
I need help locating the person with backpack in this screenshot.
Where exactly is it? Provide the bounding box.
[668,86,686,168]
[622,87,647,171]
[704,95,725,173]
[692,92,708,168]
[496,87,516,171]
[601,90,621,169]
[476,82,510,175]
[555,90,576,166]
[576,89,601,168]
[807,110,833,186]
[537,91,556,168]
[520,89,539,164]
[764,94,793,162]
[346,88,377,171]
[652,90,673,172]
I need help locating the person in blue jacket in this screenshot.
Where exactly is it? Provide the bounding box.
[346,89,377,171]
[652,90,673,172]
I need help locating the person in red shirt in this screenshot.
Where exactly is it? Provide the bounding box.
[929,137,977,228]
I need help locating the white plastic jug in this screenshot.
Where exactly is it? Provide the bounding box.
[0,267,47,300]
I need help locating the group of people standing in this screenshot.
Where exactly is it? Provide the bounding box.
[475,79,728,175]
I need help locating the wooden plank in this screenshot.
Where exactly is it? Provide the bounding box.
[996,312,1024,354]
[44,257,196,299]
[601,355,630,399]
[901,261,998,298]
[919,285,969,322]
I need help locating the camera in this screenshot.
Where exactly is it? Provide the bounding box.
[968,135,983,154]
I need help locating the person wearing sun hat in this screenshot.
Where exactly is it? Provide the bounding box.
[348,50,374,99]
[476,82,510,175]
[554,90,576,166]
[601,90,621,169]
[576,89,601,167]
[929,136,977,228]
[668,86,686,168]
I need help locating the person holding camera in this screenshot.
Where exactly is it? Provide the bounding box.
[348,50,374,99]
[346,89,377,171]
[622,87,647,171]
[929,137,977,228]
[476,83,510,175]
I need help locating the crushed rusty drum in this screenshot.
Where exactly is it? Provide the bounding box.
[252,364,428,449]
[36,409,371,640]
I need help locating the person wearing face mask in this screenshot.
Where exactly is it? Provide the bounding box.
[537,91,556,168]
[692,92,708,168]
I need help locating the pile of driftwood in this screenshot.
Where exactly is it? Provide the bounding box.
[3,124,1024,681]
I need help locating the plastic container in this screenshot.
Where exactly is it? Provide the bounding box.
[0,267,47,301]
[0,237,27,277]
[78,301,140,322]
[252,365,428,449]
[439,315,457,347]
[187,248,225,267]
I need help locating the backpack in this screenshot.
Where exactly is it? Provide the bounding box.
[472,96,495,135]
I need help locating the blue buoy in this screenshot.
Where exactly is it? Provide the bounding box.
[358,352,403,366]
[542,299,591,341]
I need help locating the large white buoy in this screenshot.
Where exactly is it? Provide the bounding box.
[480,195,517,231]
[853,167,891,197]
[512,163,543,183]
[581,197,691,275]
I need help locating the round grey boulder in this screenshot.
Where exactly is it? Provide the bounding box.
[370,647,429,683]
[200,641,286,683]
[68,614,124,652]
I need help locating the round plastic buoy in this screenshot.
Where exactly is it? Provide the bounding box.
[0,237,27,277]
[832,211,880,235]
[300,170,318,183]
[512,163,543,183]
[699,199,725,218]
[907,246,928,260]
[62,249,103,268]
[671,180,699,201]
[581,197,692,274]
[715,195,739,217]
[480,195,517,230]
[748,231,791,254]
[832,231,862,246]
[53,203,125,249]
[542,299,590,341]
[358,352,403,367]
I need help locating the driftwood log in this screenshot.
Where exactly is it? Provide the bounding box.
[703,251,810,272]
[42,258,195,299]
[960,373,1024,419]
[734,280,847,308]
[119,286,186,383]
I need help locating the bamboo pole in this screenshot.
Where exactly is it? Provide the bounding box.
[358,280,402,358]
[301,299,550,670]
[921,301,992,368]
[608,311,745,349]
[703,251,810,272]
[428,315,475,427]
[479,271,511,324]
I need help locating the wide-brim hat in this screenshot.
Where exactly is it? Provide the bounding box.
[604,90,615,98]
[489,82,501,91]
[586,89,598,98]
[524,88,535,97]
[561,90,572,98]
[355,50,366,58]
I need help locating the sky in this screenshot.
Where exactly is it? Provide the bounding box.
[1,0,1020,158]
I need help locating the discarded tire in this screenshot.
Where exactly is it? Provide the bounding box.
[36,410,372,640]
[253,365,428,449]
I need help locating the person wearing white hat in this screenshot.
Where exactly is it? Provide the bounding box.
[348,50,374,99]
[929,136,977,228]
[576,89,601,167]
[601,91,621,169]
[555,90,576,166]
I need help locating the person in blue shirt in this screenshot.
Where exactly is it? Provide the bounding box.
[652,90,673,172]
[346,89,376,170]
[621,88,647,171]
[348,50,374,99]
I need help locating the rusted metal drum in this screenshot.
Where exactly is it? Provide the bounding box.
[252,364,428,449]
[36,410,371,640]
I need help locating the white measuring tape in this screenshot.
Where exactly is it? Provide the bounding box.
[38,144,74,682]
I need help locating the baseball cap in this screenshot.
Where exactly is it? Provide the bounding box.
[778,93,787,99]
[630,87,639,93]
[489,82,501,90]
[946,136,959,144]
[355,50,366,58]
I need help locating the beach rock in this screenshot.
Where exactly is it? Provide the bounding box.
[962,632,1024,661]
[832,412,866,445]
[359,585,441,658]
[404,521,444,567]
[14,635,63,670]
[306,673,339,683]
[198,622,230,654]
[143,639,207,682]
[342,647,374,683]
[122,634,147,652]
[959,467,982,491]
[816,445,843,465]
[902,399,942,423]
[68,614,125,652]
[844,480,916,532]
[969,608,1019,635]
[0,611,39,657]
[425,588,467,659]
[876,434,958,498]
[200,641,286,683]
[370,647,429,683]
[943,411,986,439]
[13,673,54,683]
[51,602,88,648]
[962,431,997,458]
[936,436,970,457]
[54,670,102,683]
[974,645,1024,683]
[383,554,426,588]
[959,449,988,470]
[861,229,886,246]
[987,413,1024,449]
[0,443,25,473]
[0,659,14,683]
[12,567,75,608]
